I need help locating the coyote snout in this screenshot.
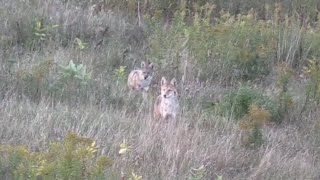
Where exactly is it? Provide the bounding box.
[127,61,154,92]
[154,77,180,121]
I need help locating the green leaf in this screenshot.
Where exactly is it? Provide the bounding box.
[51,25,59,28]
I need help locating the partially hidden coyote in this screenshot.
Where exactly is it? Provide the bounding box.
[127,61,154,93]
[154,77,180,121]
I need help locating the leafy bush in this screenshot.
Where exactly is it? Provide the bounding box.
[74,38,88,50]
[304,58,320,103]
[217,86,258,119]
[33,19,59,43]
[47,60,92,103]
[0,133,115,179]
[146,5,276,82]
[240,104,272,129]
[217,86,281,122]
[244,124,264,148]
[59,60,91,84]
[114,65,128,83]
[240,104,272,148]
[15,18,58,51]
[16,58,54,101]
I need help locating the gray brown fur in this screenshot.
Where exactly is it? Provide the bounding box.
[153,77,180,121]
[127,61,154,92]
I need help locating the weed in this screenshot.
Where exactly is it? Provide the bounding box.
[304,58,320,103]
[217,86,281,123]
[119,140,132,155]
[129,172,143,180]
[16,58,54,101]
[240,104,272,148]
[189,165,207,180]
[217,86,259,119]
[33,19,59,42]
[74,38,88,50]
[59,60,91,84]
[114,65,127,83]
[0,133,114,179]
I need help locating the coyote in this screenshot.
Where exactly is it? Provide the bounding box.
[154,77,180,121]
[127,61,154,92]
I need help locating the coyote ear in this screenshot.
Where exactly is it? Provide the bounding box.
[141,61,146,68]
[149,63,154,69]
[170,78,177,86]
[161,77,167,86]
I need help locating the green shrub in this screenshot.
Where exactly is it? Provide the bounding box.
[217,86,281,122]
[217,86,258,119]
[240,104,272,148]
[304,58,320,103]
[13,18,59,51]
[48,60,92,103]
[0,133,115,180]
[114,65,128,83]
[146,6,276,82]
[59,60,91,84]
[244,124,264,148]
[296,58,320,115]
[254,95,282,123]
[16,58,54,101]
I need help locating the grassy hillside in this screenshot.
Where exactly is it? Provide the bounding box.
[1,0,320,179]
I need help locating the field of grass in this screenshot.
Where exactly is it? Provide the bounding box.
[1,0,320,179]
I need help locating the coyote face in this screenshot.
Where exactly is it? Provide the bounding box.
[127,61,154,92]
[154,77,180,121]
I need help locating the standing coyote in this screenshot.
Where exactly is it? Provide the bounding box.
[127,61,154,92]
[154,77,180,121]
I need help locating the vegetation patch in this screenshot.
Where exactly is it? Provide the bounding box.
[0,133,115,179]
[217,86,280,122]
